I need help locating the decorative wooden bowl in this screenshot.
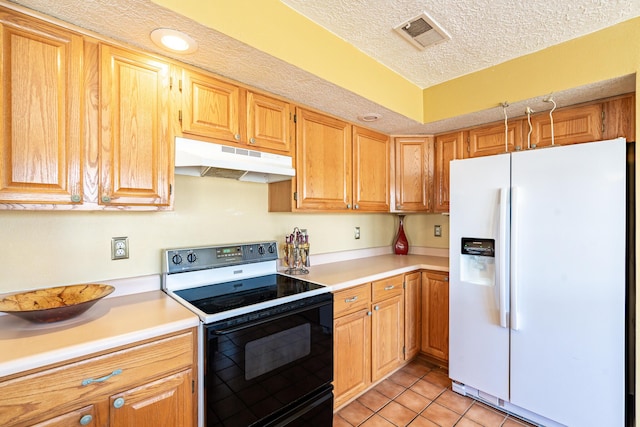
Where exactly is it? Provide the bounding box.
[0,284,115,323]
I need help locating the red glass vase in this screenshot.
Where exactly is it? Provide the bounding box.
[394,215,409,255]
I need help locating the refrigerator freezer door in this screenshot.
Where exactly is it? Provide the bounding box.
[509,139,626,426]
[449,153,511,400]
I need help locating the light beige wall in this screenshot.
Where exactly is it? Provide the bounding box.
[0,176,446,293]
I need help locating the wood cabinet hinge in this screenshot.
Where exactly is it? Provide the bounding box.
[179,79,183,92]
[601,110,606,134]
[402,346,406,355]
[293,191,298,201]
[178,110,182,122]
[293,114,297,124]
[403,281,406,289]
[466,137,470,153]
[169,76,173,90]
[169,184,173,196]
[192,380,195,394]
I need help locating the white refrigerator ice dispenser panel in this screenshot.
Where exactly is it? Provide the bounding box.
[460,238,495,286]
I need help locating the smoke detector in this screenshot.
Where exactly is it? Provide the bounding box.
[394,12,450,50]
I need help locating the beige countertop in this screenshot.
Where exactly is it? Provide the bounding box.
[288,253,449,291]
[0,290,199,378]
[0,252,448,380]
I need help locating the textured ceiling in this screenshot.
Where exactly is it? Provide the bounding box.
[281,0,640,88]
[6,0,638,134]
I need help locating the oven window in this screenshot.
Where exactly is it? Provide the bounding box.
[245,323,311,380]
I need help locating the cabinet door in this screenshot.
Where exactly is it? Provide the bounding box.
[247,91,291,154]
[180,69,242,144]
[421,271,449,363]
[0,14,83,204]
[468,120,523,157]
[295,108,351,210]
[404,272,421,361]
[531,103,603,147]
[334,308,371,408]
[393,137,432,212]
[100,44,172,206]
[110,369,193,427]
[352,126,390,212]
[371,295,404,382]
[434,132,464,213]
[602,94,635,141]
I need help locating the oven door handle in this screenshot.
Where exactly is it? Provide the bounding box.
[208,299,332,335]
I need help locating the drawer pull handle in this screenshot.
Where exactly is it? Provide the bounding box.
[344,296,358,303]
[82,369,122,386]
[384,285,395,290]
[79,414,93,425]
[113,397,125,409]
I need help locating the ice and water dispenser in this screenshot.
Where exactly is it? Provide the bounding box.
[460,238,495,286]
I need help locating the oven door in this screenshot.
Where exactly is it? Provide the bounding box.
[204,293,333,427]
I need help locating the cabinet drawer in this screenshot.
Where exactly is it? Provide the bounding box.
[0,330,194,426]
[372,275,403,302]
[334,284,371,317]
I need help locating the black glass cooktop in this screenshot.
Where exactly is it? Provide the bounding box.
[174,274,324,315]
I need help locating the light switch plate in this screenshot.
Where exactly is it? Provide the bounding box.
[434,225,442,237]
[111,237,129,260]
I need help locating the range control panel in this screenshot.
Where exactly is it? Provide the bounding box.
[165,241,278,274]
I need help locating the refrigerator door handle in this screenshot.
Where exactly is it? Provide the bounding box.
[510,186,520,331]
[497,187,509,328]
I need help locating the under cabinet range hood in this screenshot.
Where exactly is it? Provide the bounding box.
[174,137,295,183]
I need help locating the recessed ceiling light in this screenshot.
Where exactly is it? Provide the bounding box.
[358,113,382,122]
[150,28,197,54]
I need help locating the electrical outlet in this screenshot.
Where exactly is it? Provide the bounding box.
[354,226,361,240]
[434,225,442,237]
[111,237,129,260]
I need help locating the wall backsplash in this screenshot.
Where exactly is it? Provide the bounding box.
[0,175,449,293]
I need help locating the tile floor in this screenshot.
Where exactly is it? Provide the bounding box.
[333,358,537,427]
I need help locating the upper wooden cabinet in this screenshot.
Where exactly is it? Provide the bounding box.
[247,91,292,153]
[392,136,433,212]
[294,107,351,210]
[99,44,173,206]
[434,132,464,213]
[0,12,84,205]
[530,103,603,148]
[468,120,523,158]
[352,126,390,212]
[179,68,243,144]
[178,68,292,155]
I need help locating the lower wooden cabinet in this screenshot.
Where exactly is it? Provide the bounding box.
[421,271,449,364]
[403,271,421,360]
[333,274,404,407]
[0,329,196,427]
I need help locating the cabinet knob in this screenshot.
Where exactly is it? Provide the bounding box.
[367,311,372,316]
[101,195,111,203]
[444,276,449,281]
[346,204,351,209]
[396,204,402,209]
[374,305,380,311]
[234,134,241,140]
[354,204,359,210]
[113,397,125,409]
[249,137,256,144]
[79,414,93,426]
[71,194,81,203]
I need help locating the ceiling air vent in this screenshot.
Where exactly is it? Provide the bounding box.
[394,12,450,50]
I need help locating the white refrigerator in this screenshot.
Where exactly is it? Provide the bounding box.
[449,138,627,427]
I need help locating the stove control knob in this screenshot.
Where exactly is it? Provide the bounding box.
[187,252,197,263]
[258,245,265,255]
[268,243,276,254]
[171,254,183,265]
